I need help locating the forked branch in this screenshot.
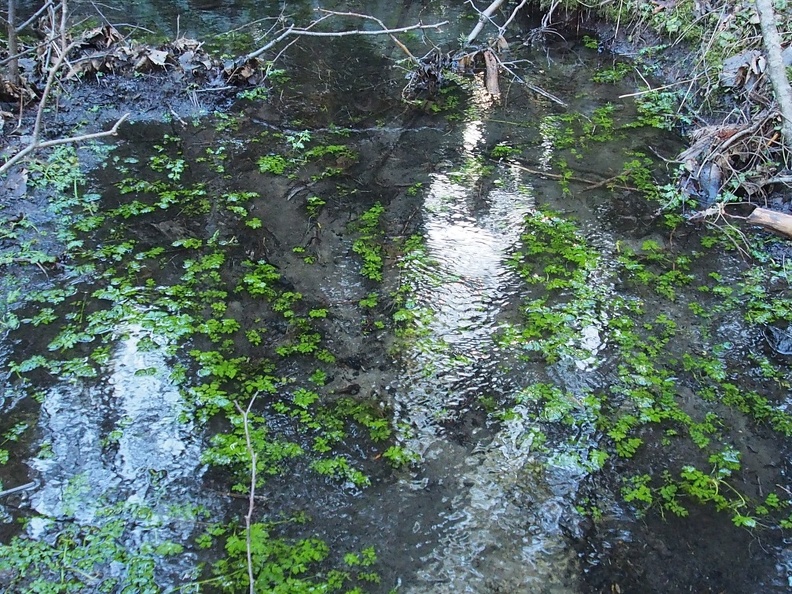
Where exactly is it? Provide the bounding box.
[244,10,447,63]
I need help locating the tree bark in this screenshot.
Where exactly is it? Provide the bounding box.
[7,0,19,85]
[483,49,500,95]
[755,0,792,149]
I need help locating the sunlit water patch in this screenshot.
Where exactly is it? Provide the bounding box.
[386,89,588,588]
[28,324,211,583]
[396,170,534,432]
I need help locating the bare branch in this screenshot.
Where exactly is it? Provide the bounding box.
[492,52,567,106]
[0,1,129,177]
[16,0,55,32]
[244,26,296,61]
[243,13,447,63]
[500,0,529,36]
[0,44,38,66]
[234,396,259,594]
[465,0,507,46]
[0,114,129,176]
[281,20,447,37]
[318,9,419,62]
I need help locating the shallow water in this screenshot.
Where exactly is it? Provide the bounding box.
[2,1,792,593]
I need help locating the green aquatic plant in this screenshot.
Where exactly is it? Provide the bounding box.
[258,154,289,175]
[626,90,691,131]
[592,62,631,83]
[0,499,192,593]
[205,520,384,594]
[490,142,521,159]
[499,206,792,533]
[352,202,386,282]
[0,120,414,593]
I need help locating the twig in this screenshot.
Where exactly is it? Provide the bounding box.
[217,16,280,37]
[500,0,528,35]
[491,52,567,106]
[244,26,296,62]
[317,10,418,62]
[688,203,752,258]
[15,0,55,32]
[243,15,447,63]
[0,1,129,176]
[0,480,38,498]
[235,395,259,594]
[718,110,775,153]
[510,161,638,191]
[541,0,561,30]
[0,113,129,176]
[0,45,38,66]
[618,78,698,99]
[281,21,448,37]
[581,172,638,191]
[765,175,792,186]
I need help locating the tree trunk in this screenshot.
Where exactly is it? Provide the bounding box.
[7,0,19,85]
[755,0,792,149]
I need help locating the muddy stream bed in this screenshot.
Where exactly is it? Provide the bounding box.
[2,1,792,593]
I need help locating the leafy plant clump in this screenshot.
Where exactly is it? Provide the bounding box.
[352,202,386,282]
[0,124,402,593]
[497,207,792,531]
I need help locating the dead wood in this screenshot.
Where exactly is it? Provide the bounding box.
[510,161,639,192]
[7,0,19,85]
[676,108,780,207]
[242,10,447,65]
[483,49,500,96]
[746,206,792,239]
[0,1,129,176]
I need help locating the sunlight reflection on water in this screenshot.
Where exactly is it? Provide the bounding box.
[29,324,207,578]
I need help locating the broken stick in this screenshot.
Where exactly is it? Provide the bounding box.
[747,206,792,239]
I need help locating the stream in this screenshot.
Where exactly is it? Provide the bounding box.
[2,1,792,593]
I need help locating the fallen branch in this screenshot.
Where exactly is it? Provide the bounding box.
[0,480,38,498]
[0,111,129,176]
[0,0,129,176]
[15,0,55,32]
[756,0,792,149]
[511,161,639,191]
[747,206,792,239]
[490,52,567,106]
[500,0,529,36]
[764,175,792,186]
